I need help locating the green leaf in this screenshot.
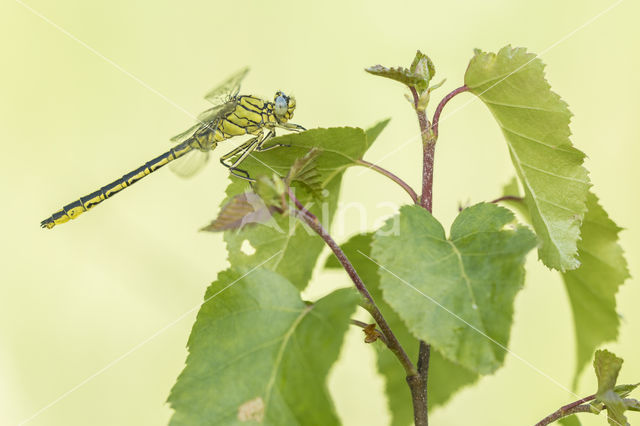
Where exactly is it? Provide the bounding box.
[563,192,630,388]
[409,50,435,93]
[465,45,590,271]
[558,415,582,426]
[365,65,425,89]
[410,51,435,81]
[169,268,358,426]
[325,233,478,424]
[371,203,537,374]
[625,399,640,412]
[222,126,383,290]
[497,182,629,389]
[364,118,391,150]
[499,177,530,221]
[595,350,623,397]
[429,78,447,91]
[253,174,286,208]
[615,383,640,399]
[286,148,323,198]
[593,350,628,426]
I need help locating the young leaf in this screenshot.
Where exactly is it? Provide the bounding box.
[626,399,640,412]
[409,50,435,94]
[615,383,640,399]
[201,191,279,232]
[253,174,286,208]
[168,268,358,426]
[326,233,478,424]
[365,66,425,89]
[371,203,537,374]
[465,45,590,272]
[286,148,323,198]
[222,126,385,290]
[366,50,434,94]
[595,350,623,397]
[563,192,630,388]
[593,350,628,426]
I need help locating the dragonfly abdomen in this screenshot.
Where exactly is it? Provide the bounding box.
[40,141,194,229]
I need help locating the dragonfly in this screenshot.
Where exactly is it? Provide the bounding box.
[41,68,305,229]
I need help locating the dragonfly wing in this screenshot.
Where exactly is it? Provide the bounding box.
[169,150,210,178]
[170,122,201,143]
[197,102,235,122]
[171,102,234,143]
[204,67,249,105]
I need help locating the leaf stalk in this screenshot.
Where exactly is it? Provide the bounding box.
[356,159,419,204]
[286,187,418,378]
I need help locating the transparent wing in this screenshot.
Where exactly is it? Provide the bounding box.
[168,68,248,177]
[169,150,210,178]
[171,100,237,144]
[197,101,236,123]
[204,67,249,105]
[170,122,201,143]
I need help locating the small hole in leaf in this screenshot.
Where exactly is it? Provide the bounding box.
[237,396,264,422]
[501,223,517,232]
[240,240,256,255]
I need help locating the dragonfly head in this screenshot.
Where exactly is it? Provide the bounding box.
[274,91,296,122]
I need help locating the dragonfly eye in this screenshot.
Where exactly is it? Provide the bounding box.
[274,94,288,117]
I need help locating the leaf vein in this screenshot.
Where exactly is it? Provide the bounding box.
[520,161,589,184]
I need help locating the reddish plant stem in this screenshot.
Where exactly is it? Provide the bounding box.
[431,85,470,139]
[406,341,431,426]
[421,143,436,212]
[535,405,592,425]
[534,394,597,426]
[356,159,418,204]
[406,83,471,425]
[287,188,418,377]
[490,195,524,204]
[410,87,434,211]
[409,86,435,426]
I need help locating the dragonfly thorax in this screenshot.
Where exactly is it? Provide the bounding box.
[274,91,296,123]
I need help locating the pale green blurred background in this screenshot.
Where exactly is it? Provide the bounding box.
[1,0,638,425]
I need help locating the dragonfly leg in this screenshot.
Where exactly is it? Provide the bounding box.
[275,122,306,132]
[229,167,252,181]
[254,129,289,152]
[220,135,262,181]
[219,138,256,169]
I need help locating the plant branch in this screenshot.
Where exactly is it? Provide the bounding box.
[534,393,597,426]
[356,159,418,203]
[406,341,431,426]
[409,86,439,426]
[535,404,593,425]
[407,83,470,425]
[409,87,434,212]
[535,394,640,425]
[286,188,418,377]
